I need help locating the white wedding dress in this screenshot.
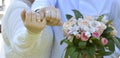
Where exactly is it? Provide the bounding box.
[2,0,53,58]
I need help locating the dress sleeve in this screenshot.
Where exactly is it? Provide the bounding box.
[9,8,41,54]
[2,1,46,55]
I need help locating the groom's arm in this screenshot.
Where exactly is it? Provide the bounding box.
[31,0,49,11]
[109,0,120,38]
[31,0,62,26]
[113,0,120,56]
[31,0,57,11]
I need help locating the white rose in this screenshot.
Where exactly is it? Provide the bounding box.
[84,16,94,21]
[85,31,91,38]
[89,27,96,33]
[101,22,107,29]
[70,25,80,35]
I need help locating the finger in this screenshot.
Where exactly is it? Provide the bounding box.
[46,7,57,25]
[39,10,45,19]
[48,18,56,26]
[58,21,62,26]
[47,7,56,25]
[56,9,62,26]
[46,19,58,26]
[25,11,32,25]
[47,8,61,26]
[41,18,46,25]
[52,19,62,26]
[52,19,59,26]
[50,7,56,18]
[45,7,51,21]
[37,18,46,28]
[31,12,37,23]
[55,19,62,26]
[21,9,26,21]
[36,13,42,22]
[56,9,61,20]
[36,9,45,19]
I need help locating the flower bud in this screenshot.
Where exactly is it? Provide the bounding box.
[101,38,108,45]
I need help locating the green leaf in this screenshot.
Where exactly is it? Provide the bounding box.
[103,52,113,56]
[72,9,83,19]
[89,48,95,56]
[95,39,114,56]
[66,14,73,20]
[64,46,75,58]
[106,39,115,52]
[106,20,113,25]
[105,27,114,32]
[96,47,105,56]
[113,37,120,49]
[64,48,69,58]
[73,38,79,47]
[78,41,87,49]
[96,55,104,58]
[60,39,67,45]
[71,51,78,58]
[97,15,104,22]
[86,54,94,58]
[60,39,73,46]
[78,53,83,58]
[67,46,76,56]
[96,50,113,56]
[86,45,96,58]
[92,38,103,46]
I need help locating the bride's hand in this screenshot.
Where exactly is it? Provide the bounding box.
[36,6,62,26]
[21,9,46,34]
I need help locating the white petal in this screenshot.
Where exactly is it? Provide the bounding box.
[85,31,91,37]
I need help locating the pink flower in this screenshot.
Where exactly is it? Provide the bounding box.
[92,31,100,38]
[81,32,89,41]
[101,38,108,45]
[76,34,81,39]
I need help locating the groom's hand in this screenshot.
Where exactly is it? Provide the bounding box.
[36,6,62,26]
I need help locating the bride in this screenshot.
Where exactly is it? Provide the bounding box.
[2,0,62,58]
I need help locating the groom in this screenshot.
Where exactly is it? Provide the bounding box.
[32,0,120,58]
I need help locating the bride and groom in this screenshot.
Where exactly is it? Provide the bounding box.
[2,0,120,58]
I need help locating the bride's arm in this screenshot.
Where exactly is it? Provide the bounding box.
[2,1,46,55]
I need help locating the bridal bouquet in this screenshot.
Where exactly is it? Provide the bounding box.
[61,10,120,58]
